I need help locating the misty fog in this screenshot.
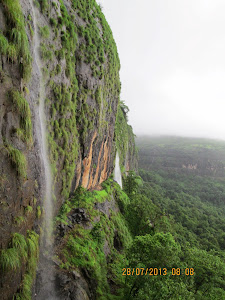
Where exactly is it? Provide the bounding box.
[100,0,225,140]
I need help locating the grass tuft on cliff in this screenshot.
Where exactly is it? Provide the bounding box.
[11,233,28,261]
[0,248,21,271]
[9,90,33,145]
[5,143,27,179]
[13,231,39,300]
[0,231,39,277]
[1,0,32,81]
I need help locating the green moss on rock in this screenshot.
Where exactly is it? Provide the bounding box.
[9,90,33,145]
[1,0,32,81]
[5,143,27,179]
[56,179,132,298]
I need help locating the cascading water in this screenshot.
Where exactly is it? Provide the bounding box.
[114,151,122,188]
[29,2,57,299]
[32,8,53,251]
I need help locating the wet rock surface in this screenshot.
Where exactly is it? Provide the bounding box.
[57,208,89,239]
[55,272,90,300]
[35,254,60,300]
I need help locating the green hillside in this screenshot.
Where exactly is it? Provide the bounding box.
[136,136,225,177]
[129,136,225,299]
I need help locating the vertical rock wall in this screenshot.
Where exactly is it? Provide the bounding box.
[0,0,137,299]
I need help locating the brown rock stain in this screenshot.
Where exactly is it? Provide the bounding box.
[75,156,82,189]
[99,139,110,184]
[92,140,104,187]
[81,131,97,188]
[87,169,94,190]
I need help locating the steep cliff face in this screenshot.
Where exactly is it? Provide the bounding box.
[0,1,137,299]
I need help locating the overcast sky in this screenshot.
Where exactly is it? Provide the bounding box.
[99,0,225,140]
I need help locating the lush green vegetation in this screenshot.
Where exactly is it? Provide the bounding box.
[136,136,225,177]
[56,178,132,299]
[14,231,39,300]
[127,167,225,299]
[0,248,21,271]
[0,231,39,300]
[126,136,225,299]
[57,137,225,299]
[0,231,39,299]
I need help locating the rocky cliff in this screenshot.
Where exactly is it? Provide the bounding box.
[0,1,137,299]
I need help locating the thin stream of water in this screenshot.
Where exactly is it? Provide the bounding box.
[31,0,53,252]
[29,2,57,298]
[114,151,122,188]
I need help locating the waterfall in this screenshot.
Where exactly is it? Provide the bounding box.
[114,151,122,188]
[29,2,57,299]
[32,9,53,250]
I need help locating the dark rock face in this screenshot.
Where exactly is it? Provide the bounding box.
[0,1,43,298]
[34,255,60,300]
[56,208,89,239]
[55,272,90,300]
[113,231,123,251]
[94,197,119,216]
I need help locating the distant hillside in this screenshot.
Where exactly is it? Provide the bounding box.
[132,135,225,298]
[136,136,225,177]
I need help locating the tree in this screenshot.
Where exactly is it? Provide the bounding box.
[124,171,142,199]
[125,233,182,299]
[184,248,225,297]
